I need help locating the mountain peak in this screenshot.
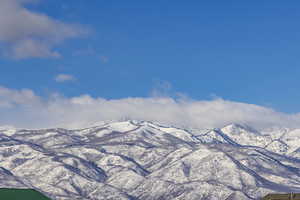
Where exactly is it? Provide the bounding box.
[222,123,260,134]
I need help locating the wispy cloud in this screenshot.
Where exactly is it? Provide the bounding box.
[150,80,173,97]
[54,74,76,83]
[1,85,300,130]
[72,46,96,57]
[99,56,109,63]
[0,0,87,59]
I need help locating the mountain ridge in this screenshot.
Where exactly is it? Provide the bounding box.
[1,120,300,200]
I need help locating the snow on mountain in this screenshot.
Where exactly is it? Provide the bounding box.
[1,120,300,199]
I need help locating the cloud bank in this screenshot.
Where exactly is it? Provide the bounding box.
[0,0,86,59]
[1,86,300,130]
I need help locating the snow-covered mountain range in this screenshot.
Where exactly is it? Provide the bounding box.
[1,120,300,200]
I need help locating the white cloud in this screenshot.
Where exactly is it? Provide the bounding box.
[1,86,300,130]
[0,0,86,59]
[55,74,76,82]
[0,86,41,108]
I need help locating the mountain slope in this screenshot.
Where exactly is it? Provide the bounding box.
[0,121,300,200]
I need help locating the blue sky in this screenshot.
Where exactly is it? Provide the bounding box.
[1,1,300,129]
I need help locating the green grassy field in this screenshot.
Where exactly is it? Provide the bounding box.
[0,188,52,200]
